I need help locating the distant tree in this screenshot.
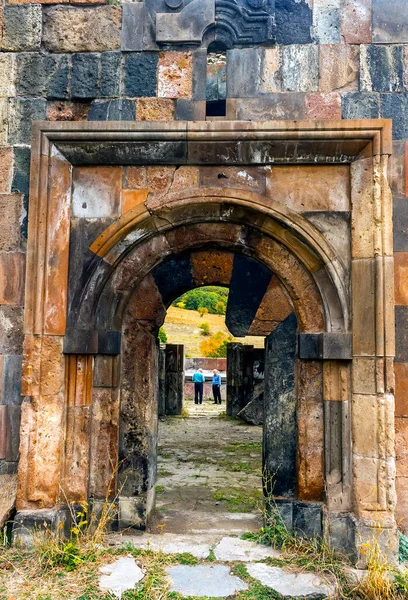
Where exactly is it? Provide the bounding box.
[158,327,168,344]
[200,331,232,357]
[215,301,226,315]
[175,301,186,309]
[199,322,211,336]
[174,286,229,314]
[198,306,209,317]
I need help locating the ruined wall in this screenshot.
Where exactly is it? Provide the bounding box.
[0,0,408,526]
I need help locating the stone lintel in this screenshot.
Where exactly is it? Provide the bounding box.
[63,329,121,355]
[299,333,352,360]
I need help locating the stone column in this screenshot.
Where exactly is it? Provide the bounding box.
[226,343,254,416]
[164,344,184,416]
[158,347,166,417]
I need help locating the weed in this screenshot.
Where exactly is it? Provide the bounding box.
[207,549,216,562]
[155,485,165,495]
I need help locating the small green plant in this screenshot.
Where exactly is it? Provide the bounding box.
[199,322,211,336]
[198,306,209,317]
[215,301,226,315]
[158,327,168,344]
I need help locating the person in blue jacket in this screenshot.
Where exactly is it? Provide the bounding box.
[212,369,222,405]
[192,368,205,404]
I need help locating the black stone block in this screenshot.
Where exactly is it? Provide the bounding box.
[124,53,158,98]
[2,355,22,405]
[192,49,207,101]
[47,55,70,100]
[215,0,275,47]
[175,99,206,121]
[382,93,408,140]
[342,92,380,119]
[98,330,121,355]
[275,0,312,44]
[364,45,404,92]
[269,499,293,530]
[63,329,98,355]
[152,254,194,307]
[88,99,136,121]
[321,333,352,360]
[293,502,323,538]
[11,147,30,240]
[8,98,46,145]
[395,306,408,362]
[327,513,356,558]
[226,254,272,337]
[298,333,320,359]
[100,52,121,98]
[71,53,99,99]
[6,405,21,462]
[12,507,72,546]
[393,198,408,252]
[15,53,68,99]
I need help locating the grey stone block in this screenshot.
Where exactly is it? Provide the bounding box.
[293,502,323,538]
[270,500,293,531]
[341,92,380,120]
[100,52,121,98]
[156,0,215,44]
[121,3,146,51]
[298,333,320,359]
[233,93,306,121]
[63,329,98,355]
[89,99,136,121]
[98,330,121,355]
[8,98,46,145]
[175,99,205,121]
[16,53,69,99]
[124,53,158,98]
[71,53,99,99]
[11,147,30,240]
[327,513,356,558]
[192,49,207,101]
[2,355,22,406]
[5,405,21,462]
[321,333,352,360]
[395,306,408,363]
[381,93,408,140]
[361,45,404,92]
[393,198,408,252]
[226,48,259,98]
[275,0,312,44]
[373,0,408,43]
[12,508,72,547]
[282,45,318,92]
[215,0,275,47]
[313,0,341,43]
[2,5,42,51]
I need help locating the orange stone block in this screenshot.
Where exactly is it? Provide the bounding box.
[67,355,93,407]
[395,417,408,477]
[126,273,166,324]
[0,194,23,251]
[40,336,65,397]
[158,51,193,99]
[395,362,408,417]
[305,92,342,120]
[47,101,89,121]
[171,166,199,192]
[63,405,91,502]
[249,277,293,336]
[137,98,175,121]
[0,147,12,193]
[147,166,175,196]
[0,252,25,305]
[122,189,148,215]
[394,252,408,305]
[191,250,234,287]
[123,166,147,190]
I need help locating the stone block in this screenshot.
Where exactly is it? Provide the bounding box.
[16,53,69,100]
[233,94,306,121]
[5,404,20,462]
[43,6,121,52]
[12,508,71,548]
[63,329,98,355]
[98,330,121,355]
[298,333,320,359]
[0,195,23,251]
[305,92,341,120]
[0,147,12,193]
[327,513,356,557]
[71,53,99,99]
[394,252,408,305]
[199,166,266,195]
[275,0,312,45]
[360,45,404,92]
[123,167,147,190]
[0,252,25,305]
[352,259,375,357]
[302,212,351,269]
[47,101,90,122]
[352,358,376,395]
[382,93,408,140]
[11,148,30,240]
[0,54,16,98]
[0,406,6,459]
[137,98,175,121]
[395,417,408,476]
[341,92,380,119]
[152,253,193,306]
[122,189,148,214]
[156,0,215,44]
[121,3,145,52]
[282,45,318,92]
[93,355,117,388]
[226,48,259,98]
[388,141,406,199]
[395,362,408,416]
[395,306,408,362]
[313,0,341,43]
[175,99,206,121]
[393,198,408,252]
[0,100,7,146]
[352,394,379,458]
[319,45,359,93]
[100,52,121,98]
[396,476,408,533]
[192,49,207,101]
[8,98,46,145]
[169,166,199,192]
[351,157,374,258]
[340,0,372,44]
[293,502,323,538]
[270,500,293,531]
[259,47,282,94]
[2,5,41,51]
[2,355,22,406]
[158,52,193,99]
[89,99,136,121]
[124,53,158,98]
[373,0,408,42]
[72,166,122,218]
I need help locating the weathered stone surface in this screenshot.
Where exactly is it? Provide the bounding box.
[319,45,359,92]
[137,98,175,121]
[395,362,408,416]
[43,6,121,52]
[394,252,408,305]
[89,100,136,121]
[313,0,341,43]
[124,167,147,190]
[373,0,408,42]
[237,390,263,425]
[259,47,281,94]
[124,53,158,98]
[387,141,406,199]
[158,52,192,99]
[214,537,280,562]
[0,195,23,251]
[226,48,259,98]
[395,306,408,362]
[0,100,7,147]
[47,101,90,122]
[156,0,215,45]
[0,253,25,305]
[72,167,122,219]
[167,565,248,598]
[175,99,206,120]
[382,93,408,140]
[275,0,312,45]
[99,557,144,599]
[121,3,145,52]
[8,98,46,145]
[233,93,306,120]
[351,157,374,258]
[0,473,17,527]
[246,563,334,599]
[2,5,41,51]
[0,147,12,193]
[352,259,375,356]
[190,249,233,287]
[122,189,148,214]
[393,198,408,252]
[341,92,380,119]
[90,387,119,498]
[200,166,266,195]
[340,0,372,44]
[16,53,69,99]
[2,356,22,405]
[305,92,341,120]
[101,52,121,98]
[71,53,99,99]
[0,54,16,98]
[282,45,318,92]
[360,45,404,92]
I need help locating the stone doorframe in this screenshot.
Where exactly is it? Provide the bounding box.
[15,119,396,560]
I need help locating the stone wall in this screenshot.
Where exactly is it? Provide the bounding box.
[0,0,408,528]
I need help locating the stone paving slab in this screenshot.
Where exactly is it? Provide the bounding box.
[214,536,281,562]
[111,532,214,559]
[166,564,248,597]
[246,563,336,599]
[99,556,144,599]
